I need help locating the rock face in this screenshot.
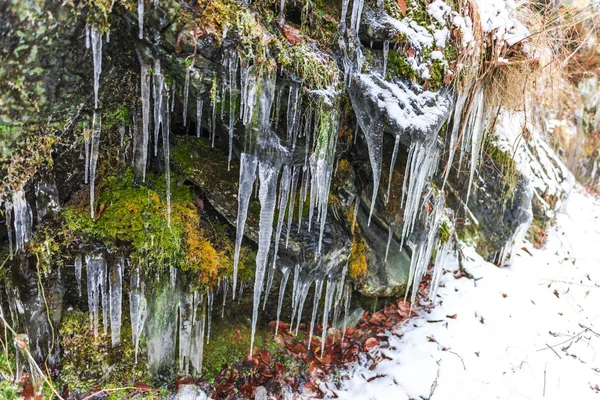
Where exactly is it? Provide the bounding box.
[0,0,573,392]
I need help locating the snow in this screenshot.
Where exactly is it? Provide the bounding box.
[318,187,600,400]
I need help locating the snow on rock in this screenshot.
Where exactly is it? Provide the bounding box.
[494,110,574,219]
[321,187,600,399]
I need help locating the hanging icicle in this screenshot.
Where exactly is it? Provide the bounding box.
[90,27,102,109]
[89,113,101,219]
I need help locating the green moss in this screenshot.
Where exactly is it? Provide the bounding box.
[484,137,519,201]
[439,220,453,244]
[445,43,458,63]
[62,169,229,285]
[386,49,416,81]
[0,381,19,400]
[429,60,445,91]
[58,310,150,395]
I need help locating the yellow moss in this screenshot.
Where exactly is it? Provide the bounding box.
[179,203,228,286]
[349,238,367,280]
[346,206,368,281]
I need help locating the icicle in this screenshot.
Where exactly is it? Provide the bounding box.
[138,0,144,39]
[75,255,82,296]
[183,64,192,126]
[274,267,291,336]
[384,225,393,262]
[385,135,400,204]
[442,89,469,189]
[196,99,203,138]
[206,289,213,344]
[308,279,324,345]
[12,189,32,252]
[232,153,258,296]
[84,124,90,184]
[146,284,179,375]
[400,140,440,250]
[250,162,279,354]
[465,88,485,205]
[170,265,177,287]
[430,241,451,301]
[190,293,206,375]
[279,0,286,25]
[110,259,123,347]
[293,281,311,335]
[5,201,13,260]
[405,191,445,304]
[153,59,164,157]
[89,112,101,219]
[332,264,348,328]
[179,291,193,374]
[263,165,292,309]
[285,167,299,248]
[171,82,176,112]
[86,254,107,338]
[286,85,300,144]
[321,278,335,354]
[119,125,125,147]
[211,84,217,147]
[343,284,351,337]
[163,92,171,227]
[91,27,102,109]
[340,0,351,28]
[221,278,229,318]
[130,267,147,363]
[350,0,365,32]
[382,40,389,78]
[309,108,338,255]
[85,24,90,49]
[139,55,151,182]
[35,179,60,221]
[289,265,300,328]
[299,167,309,231]
[226,49,238,171]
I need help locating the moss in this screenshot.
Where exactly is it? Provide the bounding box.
[439,220,453,244]
[62,169,229,286]
[386,49,416,81]
[484,137,519,201]
[349,237,368,280]
[58,309,150,393]
[429,60,445,91]
[0,381,19,400]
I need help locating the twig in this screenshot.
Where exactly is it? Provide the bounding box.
[545,343,562,359]
[448,351,466,370]
[81,386,137,400]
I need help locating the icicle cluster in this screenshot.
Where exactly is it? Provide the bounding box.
[11,189,32,252]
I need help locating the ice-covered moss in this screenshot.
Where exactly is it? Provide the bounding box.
[58,309,149,394]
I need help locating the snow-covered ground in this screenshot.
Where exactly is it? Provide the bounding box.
[330,187,600,399]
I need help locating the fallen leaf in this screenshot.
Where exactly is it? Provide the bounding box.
[134,382,153,392]
[397,0,407,16]
[364,337,380,351]
[283,24,302,45]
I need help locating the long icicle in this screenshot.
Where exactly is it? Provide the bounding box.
[232,153,258,296]
[274,267,291,336]
[263,165,292,310]
[250,163,279,354]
